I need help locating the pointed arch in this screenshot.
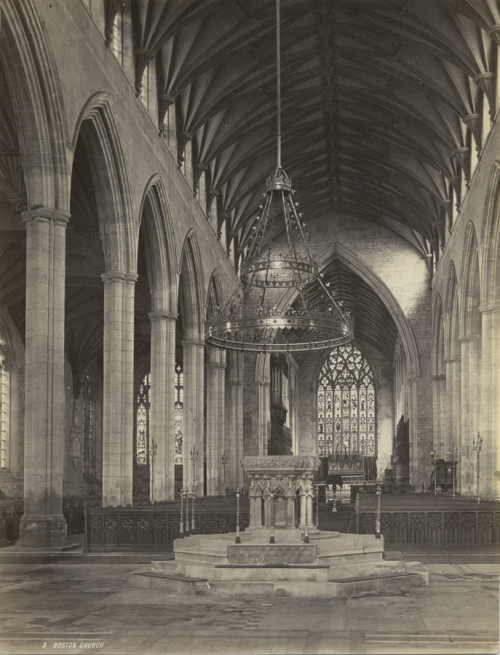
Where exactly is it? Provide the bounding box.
[279,242,420,379]
[178,230,205,339]
[461,222,481,338]
[445,261,460,359]
[138,174,178,314]
[481,160,500,306]
[206,269,223,319]
[1,0,70,209]
[71,94,135,273]
[432,293,445,377]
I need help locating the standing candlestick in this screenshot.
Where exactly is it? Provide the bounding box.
[235,486,241,543]
[184,488,190,537]
[304,483,309,544]
[315,485,319,530]
[430,452,437,495]
[269,493,275,544]
[473,432,482,504]
[375,484,381,538]
[179,487,185,538]
[446,443,458,499]
[191,488,196,534]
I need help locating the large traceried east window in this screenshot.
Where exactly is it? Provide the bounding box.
[317,344,376,457]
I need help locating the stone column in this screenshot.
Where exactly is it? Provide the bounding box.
[226,351,244,492]
[480,304,500,499]
[182,339,205,497]
[206,346,226,496]
[149,311,177,501]
[17,208,70,548]
[258,382,270,456]
[445,358,454,453]
[101,270,137,507]
[234,356,244,487]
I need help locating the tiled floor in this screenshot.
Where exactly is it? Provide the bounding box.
[0,560,497,654]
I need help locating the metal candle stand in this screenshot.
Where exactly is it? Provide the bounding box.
[235,486,241,543]
[446,443,458,499]
[472,432,483,504]
[430,452,437,495]
[375,484,381,538]
[269,493,276,544]
[303,487,309,544]
[179,487,185,538]
[184,488,190,537]
[191,489,196,534]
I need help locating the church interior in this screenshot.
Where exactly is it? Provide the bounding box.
[0,0,499,651]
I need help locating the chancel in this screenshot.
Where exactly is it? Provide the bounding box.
[0,0,499,645]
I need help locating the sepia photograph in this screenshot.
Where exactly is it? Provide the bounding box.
[0,0,498,653]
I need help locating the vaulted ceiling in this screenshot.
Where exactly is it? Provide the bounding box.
[127,0,499,252]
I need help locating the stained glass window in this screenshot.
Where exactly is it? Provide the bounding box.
[136,373,150,465]
[135,366,184,465]
[174,363,183,465]
[82,372,95,476]
[317,344,376,457]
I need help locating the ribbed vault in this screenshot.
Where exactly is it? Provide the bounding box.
[122,0,500,255]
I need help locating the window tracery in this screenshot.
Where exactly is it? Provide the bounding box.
[174,363,184,464]
[317,344,376,457]
[136,373,150,465]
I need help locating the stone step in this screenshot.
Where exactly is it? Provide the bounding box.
[212,564,329,582]
[171,548,229,563]
[330,571,426,597]
[129,569,209,594]
[325,559,406,581]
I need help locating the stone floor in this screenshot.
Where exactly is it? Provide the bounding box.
[0,555,498,655]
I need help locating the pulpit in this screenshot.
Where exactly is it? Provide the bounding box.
[243,456,320,529]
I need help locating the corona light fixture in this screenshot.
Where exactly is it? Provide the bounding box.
[205,0,353,353]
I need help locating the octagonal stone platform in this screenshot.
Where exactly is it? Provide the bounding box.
[129,527,428,598]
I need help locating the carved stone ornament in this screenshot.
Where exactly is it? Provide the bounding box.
[227,545,316,565]
[243,456,321,472]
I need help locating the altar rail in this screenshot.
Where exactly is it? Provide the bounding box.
[85,507,250,552]
[0,497,101,546]
[357,509,500,545]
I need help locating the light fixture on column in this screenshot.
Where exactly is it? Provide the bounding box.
[205,0,353,354]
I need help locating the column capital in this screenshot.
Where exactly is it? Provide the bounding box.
[206,361,226,369]
[182,339,205,348]
[458,334,481,343]
[22,206,70,225]
[444,356,461,364]
[125,273,138,283]
[479,302,500,313]
[101,270,126,283]
[432,374,446,381]
[148,310,178,322]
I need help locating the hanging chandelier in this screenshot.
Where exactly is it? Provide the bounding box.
[205,0,353,353]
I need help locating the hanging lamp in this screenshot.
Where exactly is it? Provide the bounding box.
[205,0,353,353]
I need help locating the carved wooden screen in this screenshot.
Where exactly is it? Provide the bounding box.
[317,344,376,457]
